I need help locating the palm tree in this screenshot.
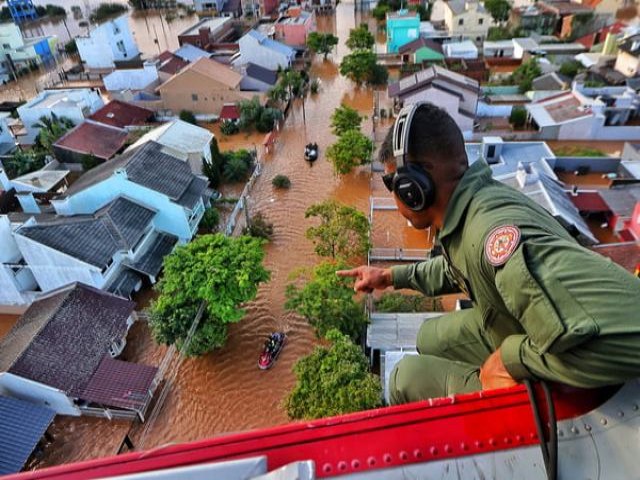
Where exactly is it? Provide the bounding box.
[34,114,74,154]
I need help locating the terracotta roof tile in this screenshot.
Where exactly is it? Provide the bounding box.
[53,120,128,160]
[89,100,155,129]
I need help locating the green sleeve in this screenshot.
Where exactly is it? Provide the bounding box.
[390,255,460,297]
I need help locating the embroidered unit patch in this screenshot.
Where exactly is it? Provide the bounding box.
[485,225,521,267]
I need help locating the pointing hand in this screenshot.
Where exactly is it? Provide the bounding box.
[336,266,393,293]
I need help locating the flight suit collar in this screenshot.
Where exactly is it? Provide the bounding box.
[438,160,492,241]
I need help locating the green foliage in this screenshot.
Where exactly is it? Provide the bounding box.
[375,292,442,313]
[559,60,582,79]
[346,24,374,51]
[90,2,128,22]
[369,63,389,85]
[553,146,607,157]
[179,109,197,125]
[2,150,45,179]
[285,262,368,340]
[508,58,541,93]
[340,50,380,86]
[243,212,274,240]
[326,129,373,175]
[285,329,381,420]
[220,119,239,135]
[484,0,510,23]
[44,4,67,16]
[199,207,220,231]
[309,79,320,94]
[408,3,431,21]
[149,234,270,356]
[238,97,282,133]
[371,4,390,21]
[509,106,527,129]
[64,40,78,54]
[487,26,512,41]
[223,149,252,182]
[34,115,74,154]
[272,174,291,189]
[330,104,363,136]
[304,200,370,261]
[81,153,101,171]
[306,32,339,59]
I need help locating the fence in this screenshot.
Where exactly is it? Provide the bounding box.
[224,159,263,236]
[368,248,431,262]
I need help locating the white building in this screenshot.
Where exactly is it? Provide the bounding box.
[16,88,104,144]
[0,22,57,75]
[443,39,479,59]
[76,15,140,70]
[443,0,494,43]
[238,30,296,71]
[103,61,160,95]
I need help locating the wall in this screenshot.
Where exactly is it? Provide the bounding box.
[0,216,21,263]
[405,87,474,136]
[387,15,420,53]
[555,115,598,140]
[77,16,139,69]
[0,265,27,305]
[614,51,640,78]
[446,4,493,42]
[476,101,513,117]
[0,373,80,416]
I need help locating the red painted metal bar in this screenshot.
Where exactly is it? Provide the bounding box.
[10,384,615,480]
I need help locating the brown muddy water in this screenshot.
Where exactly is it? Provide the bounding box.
[31,2,433,471]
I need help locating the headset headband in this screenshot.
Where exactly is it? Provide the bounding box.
[392,103,420,168]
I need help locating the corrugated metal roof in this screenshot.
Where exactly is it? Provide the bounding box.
[80,356,158,411]
[0,396,55,475]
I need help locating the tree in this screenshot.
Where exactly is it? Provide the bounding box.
[559,60,582,79]
[90,2,128,22]
[330,104,363,136]
[304,200,370,261]
[285,262,368,340]
[487,26,512,41]
[307,32,339,59]
[375,292,442,313]
[179,109,197,125]
[199,207,220,231]
[372,3,391,21]
[220,120,239,135]
[346,24,374,51]
[285,329,382,420]
[509,106,527,130]
[243,212,274,240]
[3,150,45,178]
[340,50,378,86]
[34,115,74,154]
[484,0,510,23]
[238,97,282,132]
[149,234,270,356]
[509,58,541,93]
[326,129,373,175]
[272,174,291,188]
[64,39,77,54]
[223,149,252,182]
[80,153,100,171]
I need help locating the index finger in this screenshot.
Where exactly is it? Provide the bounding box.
[336,269,359,277]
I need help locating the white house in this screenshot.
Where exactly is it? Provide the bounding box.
[76,15,140,70]
[126,119,214,175]
[16,88,104,144]
[238,30,296,71]
[443,0,494,43]
[0,22,57,74]
[388,65,480,139]
[103,60,160,95]
[442,39,479,59]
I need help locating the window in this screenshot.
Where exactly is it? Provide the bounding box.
[192,94,199,101]
[458,18,463,26]
[2,43,9,49]
[116,40,125,53]
[487,145,496,158]
[478,18,483,25]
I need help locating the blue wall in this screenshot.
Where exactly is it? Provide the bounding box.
[386,11,420,54]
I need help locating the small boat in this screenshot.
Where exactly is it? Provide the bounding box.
[258,332,286,370]
[304,142,318,162]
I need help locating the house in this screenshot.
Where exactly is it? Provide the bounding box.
[193,0,226,13]
[240,62,278,92]
[575,0,627,17]
[509,5,558,36]
[52,140,211,242]
[386,10,421,53]
[537,0,594,38]
[89,100,155,129]
[16,88,104,144]
[274,7,316,48]
[483,40,515,58]
[575,21,626,50]
[76,15,140,70]
[0,395,55,475]
[102,61,160,96]
[622,143,640,162]
[157,57,250,117]
[525,87,640,140]
[0,22,56,74]
[6,0,38,23]
[388,65,480,138]
[512,36,586,60]
[532,72,571,90]
[238,30,296,71]
[0,160,69,214]
[0,111,17,155]
[442,39,479,59]
[219,104,240,124]
[126,119,214,174]
[155,51,189,82]
[614,34,640,78]
[442,0,494,43]
[12,196,178,295]
[0,282,160,420]
[398,37,445,64]
[52,120,129,164]
[174,43,212,63]
[177,17,234,49]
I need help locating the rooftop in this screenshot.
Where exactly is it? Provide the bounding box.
[389,64,480,98]
[446,0,487,15]
[156,51,189,75]
[89,100,154,129]
[174,43,211,63]
[24,89,95,110]
[387,9,420,20]
[277,10,313,25]
[126,119,213,158]
[53,120,128,160]
[245,62,278,85]
[219,104,241,120]
[539,0,594,15]
[179,16,232,36]
[398,37,443,55]
[619,34,640,57]
[103,66,158,92]
[159,56,242,90]
[592,242,640,273]
[526,92,593,127]
[245,30,296,58]
[465,139,556,177]
[0,283,134,396]
[11,168,69,193]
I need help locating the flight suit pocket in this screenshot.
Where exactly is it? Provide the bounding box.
[495,246,567,354]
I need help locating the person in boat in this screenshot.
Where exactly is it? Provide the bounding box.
[338,102,640,405]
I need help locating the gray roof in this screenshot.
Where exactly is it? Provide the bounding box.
[389,65,479,99]
[0,283,134,396]
[18,197,156,269]
[124,232,178,277]
[246,62,278,86]
[62,141,208,208]
[107,268,142,299]
[532,72,570,91]
[367,313,441,351]
[599,186,640,217]
[177,176,209,209]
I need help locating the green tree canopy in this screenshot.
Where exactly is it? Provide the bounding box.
[330,104,363,136]
[559,60,583,79]
[179,109,197,125]
[149,234,270,356]
[346,24,375,51]
[484,0,510,23]
[509,58,541,93]
[307,32,339,59]
[238,96,282,132]
[285,261,368,340]
[509,106,527,129]
[326,129,373,175]
[285,329,382,420]
[3,150,45,179]
[339,50,378,85]
[304,200,370,261]
[371,3,391,21]
[34,115,74,154]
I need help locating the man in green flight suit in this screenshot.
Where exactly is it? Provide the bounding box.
[338,102,640,404]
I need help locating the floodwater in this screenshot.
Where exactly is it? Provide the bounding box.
[33,2,431,470]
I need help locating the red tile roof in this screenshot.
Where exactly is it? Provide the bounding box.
[219,104,240,120]
[157,51,189,75]
[570,191,610,212]
[592,243,640,273]
[89,100,155,129]
[81,356,158,411]
[54,120,129,160]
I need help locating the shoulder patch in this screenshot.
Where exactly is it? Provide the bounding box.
[484,225,521,267]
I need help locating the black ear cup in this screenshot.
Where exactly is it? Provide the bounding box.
[393,164,435,212]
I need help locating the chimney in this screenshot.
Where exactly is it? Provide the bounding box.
[481,136,504,165]
[516,162,540,188]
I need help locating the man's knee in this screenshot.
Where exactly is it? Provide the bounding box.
[389,355,441,405]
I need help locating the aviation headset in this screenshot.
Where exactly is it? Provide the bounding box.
[389,102,436,212]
